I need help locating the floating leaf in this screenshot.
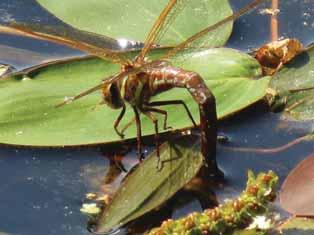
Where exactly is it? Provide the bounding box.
[35,0,232,46]
[0,47,269,146]
[95,135,204,233]
[280,154,314,217]
[268,44,314,120]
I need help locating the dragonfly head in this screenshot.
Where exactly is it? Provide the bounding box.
[101,81,124,109]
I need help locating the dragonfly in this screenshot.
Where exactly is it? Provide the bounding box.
[0,0,267,173]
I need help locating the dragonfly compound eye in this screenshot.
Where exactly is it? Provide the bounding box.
[102,82,124,109]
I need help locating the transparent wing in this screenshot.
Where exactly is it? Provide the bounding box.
[137,0,188,62]
[161,0,268,60]
[0,23,129,65]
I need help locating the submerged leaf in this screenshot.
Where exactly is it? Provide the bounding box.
[280,154,314,217]
[0,47,268,146]
[95,135,204,233]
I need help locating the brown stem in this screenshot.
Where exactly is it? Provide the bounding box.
[221,135,309,154]
[271,0,279,41]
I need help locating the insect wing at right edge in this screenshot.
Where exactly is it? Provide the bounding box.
[161,0,269,61]
[137,0,234,62]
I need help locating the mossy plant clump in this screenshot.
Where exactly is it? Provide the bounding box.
[147,170,278,235]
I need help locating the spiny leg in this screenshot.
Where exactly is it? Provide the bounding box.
[141,108,161,169]
[143,104,171,130]
[147,100,197,127]
[119,106,170,136]
[113,104,126,138]
[132,106,144,161]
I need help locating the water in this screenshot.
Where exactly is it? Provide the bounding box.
[0,1,313,235]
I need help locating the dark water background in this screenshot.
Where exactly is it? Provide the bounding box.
[0,0,313,235]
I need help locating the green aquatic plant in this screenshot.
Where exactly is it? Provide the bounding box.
[147,171,278,235]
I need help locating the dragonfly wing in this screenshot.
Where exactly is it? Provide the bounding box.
[0,23,128,65]
[137,0,189,62]
[137,0,243,62]
[11,23,121,50]
[161,0,268,60]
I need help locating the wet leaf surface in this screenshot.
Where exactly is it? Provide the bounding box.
[280,154,314,216]
[268,44,314,121]
[35,0,232,47]
[95,135,203,233]
[0,47,268,146]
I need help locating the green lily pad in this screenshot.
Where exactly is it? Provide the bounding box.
[0,47,269,146]
[95,135,203,233]
[280,218,314,235]
[268,44,314,120]
[35,0,232,46]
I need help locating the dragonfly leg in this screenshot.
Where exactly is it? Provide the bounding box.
[143,104,171,130]
[147,100,197,128]
[119,117,135,136]
[141,108,161,170]
[113,104,126,138]
[132,106,144,161]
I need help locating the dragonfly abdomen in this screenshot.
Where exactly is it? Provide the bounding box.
[148,66,218,172]
[149,66,212,105]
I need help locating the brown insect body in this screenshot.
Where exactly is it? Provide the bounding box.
[0,0,268,174]
[101,59,217,170]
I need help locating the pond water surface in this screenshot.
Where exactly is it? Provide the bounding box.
[0,1,314,235]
